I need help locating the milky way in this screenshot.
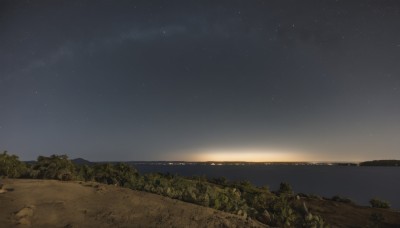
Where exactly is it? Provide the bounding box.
[1,1,400,161]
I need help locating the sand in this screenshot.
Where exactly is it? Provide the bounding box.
[0,179,267,228]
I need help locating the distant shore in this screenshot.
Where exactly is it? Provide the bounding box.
[65,158,400,167]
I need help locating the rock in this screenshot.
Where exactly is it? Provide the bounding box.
[15,206,35,226]
[15,206,34,218]
[17,217,31,226]
[302,202,309,214]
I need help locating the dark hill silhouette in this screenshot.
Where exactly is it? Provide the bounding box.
[360,160,400,166]
[71,158,92,165]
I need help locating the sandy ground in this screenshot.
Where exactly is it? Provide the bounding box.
[0,179,267,228]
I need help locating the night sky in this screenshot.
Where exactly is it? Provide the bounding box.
[1,0,400,161]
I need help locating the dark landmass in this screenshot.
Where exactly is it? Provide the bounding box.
[359,160,400,166]
[90,161,359,166]
[71,158,93,165]
[27,158,400,167]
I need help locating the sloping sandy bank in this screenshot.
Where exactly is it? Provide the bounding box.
[0,179,266,228]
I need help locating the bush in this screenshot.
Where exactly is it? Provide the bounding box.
[331,195,354,204]
[92,163,138,186]
[278,182,294,196]
[269,196,298,227]
[0,151,27,178]
[30,155,76,180]
[369,198,390,209]
[303,212,329,228]
[76,164,95,181]
[209,177,228,186]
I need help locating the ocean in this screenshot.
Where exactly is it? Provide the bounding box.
[135,165,400,209]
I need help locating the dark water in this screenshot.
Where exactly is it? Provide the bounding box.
[135,165,400,209]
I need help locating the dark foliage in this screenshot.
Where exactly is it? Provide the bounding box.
[0,151,27,178]
[278,182,294,196]
[331,195,354,204]
[29,155,76,180]
[370,198,390,209]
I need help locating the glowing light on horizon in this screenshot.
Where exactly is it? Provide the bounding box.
[171,147,310,162]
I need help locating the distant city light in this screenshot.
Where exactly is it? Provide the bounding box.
[181,148,308,162]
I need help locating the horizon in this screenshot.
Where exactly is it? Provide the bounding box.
[16,151,398,164]
[1,1,400,162]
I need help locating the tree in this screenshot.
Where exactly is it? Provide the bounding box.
[31,154,76,180]
[76,164,95,181]
[0,151,26,178]
[369,198,390,209]
[93,163,138,186]
[278,182,294,196]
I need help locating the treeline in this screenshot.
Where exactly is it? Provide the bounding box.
[360,160,400,166]
[0,151,333,227]
[0,152,138,184]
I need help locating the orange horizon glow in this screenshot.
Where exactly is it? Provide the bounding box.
[162,147,373,162]
[191,153,302,162]
[167,147,315,162]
